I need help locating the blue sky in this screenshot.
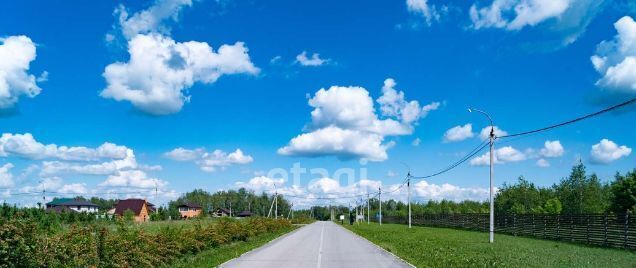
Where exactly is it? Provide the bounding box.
[0,0,635,207]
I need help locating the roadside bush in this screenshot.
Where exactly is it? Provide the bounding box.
[0,217,291,268]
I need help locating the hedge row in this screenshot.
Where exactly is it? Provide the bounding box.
[0,217,291,267]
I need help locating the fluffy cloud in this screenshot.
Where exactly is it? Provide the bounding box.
[278,126,391,161]
[0,35,43,109]
[590,139,632,164]
[479,126,508,140]
[406,0,441,26]
[470,0,571,30]
[164,147,253,172]
[104,0,259,115]
[99,169,167,188]
[414,180,489,201]
[0,163,14,188]
[0,133,129,161]
[378,78,440,124]
[591,16,636,91]
[443,124,474,142]
[58,183,88,194]
[102,34,259,115]
[115,0,193,39]
[536,158,550,167]
[295,51,329,66]
[40,149,138,177]
[469,0,604,45]
[470,146,526,166]
[279,79,437,161]
[20,177,62,193]
[540,140,564,157]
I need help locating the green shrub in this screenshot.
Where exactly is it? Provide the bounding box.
[0,217,291,267]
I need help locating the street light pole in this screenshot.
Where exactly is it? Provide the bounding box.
[408,174,411,229]
[379,187,383,225]
[469,108,495,243]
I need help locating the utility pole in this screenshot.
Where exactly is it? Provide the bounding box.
[367,192,370,224]
[379,186,382,225]
[469,108,495,243]
[154,182,158,204]
[489,126,495,243]
[408,173,411,229]
[274,191,278,219]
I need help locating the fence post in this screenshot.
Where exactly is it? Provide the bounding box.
[557,215,560,240]
[570,215,574,242]
[586,215,590,244]
[543,217,547,238]
[513,214,517,236]
[625,211,630,249]
[604,213,608,246]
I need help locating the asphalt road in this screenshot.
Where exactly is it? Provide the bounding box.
[221,221,412,268]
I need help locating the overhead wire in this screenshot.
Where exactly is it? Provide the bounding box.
[498,97,636,139]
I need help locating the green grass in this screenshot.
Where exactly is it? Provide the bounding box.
[345,223,636,267]
[168,226,297,267]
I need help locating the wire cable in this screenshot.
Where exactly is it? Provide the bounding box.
[498,97,636,139]
[410,140,490,180]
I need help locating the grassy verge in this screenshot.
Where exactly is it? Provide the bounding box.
[169,226,297,267]
[345,223,636,267]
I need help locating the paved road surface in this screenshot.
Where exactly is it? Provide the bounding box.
[221,221,412,268]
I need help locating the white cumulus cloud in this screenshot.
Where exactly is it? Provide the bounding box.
[469,0,605,45]
[164,147,253,172]
[540,140,564,158]
[0,35,44,109]
[0,133,129,161]
[443,124,474,142]
[279,79,438,161]
[414,180,489,202]
[590,139,631,164]
[295,51,329,66]
[99,169,167,189]
[406,0,441,26]
[470,0,571,30]
[115,0,193,39]
[102,34,259,115]
[470,146,526,166]
[591,16,636,91]
[0,163,14,188]
[536,158,550,167]
[104,0,259,115]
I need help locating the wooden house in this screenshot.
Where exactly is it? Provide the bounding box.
[177,203,202,219]
[113,199,154,222]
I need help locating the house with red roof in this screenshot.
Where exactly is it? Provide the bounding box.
[112,199,154,222]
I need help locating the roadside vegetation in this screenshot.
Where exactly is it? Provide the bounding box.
[169,227,295,267]
[0,216,292,267]
[346,223,636,267]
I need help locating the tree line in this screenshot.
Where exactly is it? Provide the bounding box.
[303,163,636,217]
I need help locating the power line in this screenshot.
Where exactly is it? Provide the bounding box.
[410,140,490,180]
[499,97,636,139]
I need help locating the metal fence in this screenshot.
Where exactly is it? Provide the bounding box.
[378,212,635,249]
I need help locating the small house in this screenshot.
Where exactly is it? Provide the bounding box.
[212,207,231,217]
[46,198,99,213]
[113,199,154,222]
[177,203,202,219]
